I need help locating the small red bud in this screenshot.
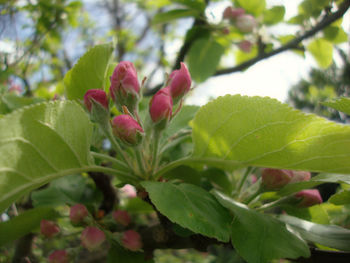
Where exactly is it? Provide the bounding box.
[70,204,89,224]
[81,227,106,251]
[84,89,109,112]
[112,114,144,145]
[235,14,256,33]
[295,189,322,208]
[48,250,69,263]
[169,62,191,102]
[113,210,131,226]
[122,230,143,251]
[149,87,173,125]
[238,40,252,53]
[223,6,245,19]
[262,168,293,190]
[40,219,60,238]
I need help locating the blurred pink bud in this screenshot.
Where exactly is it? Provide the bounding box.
[112,114,144,145]
[223,6,245,19]
[8,84,22,94]
[70,204,89,224]
[84,89,109,112]
[251,174,257,184]
[48,250,69,263]
[169,62,191,102]
[122,230,143,251]
[149,87,173,124]
[110,61,140,111]
[121,184,137,198]
[235,14,256,33]
[290,171,311,183]
[238,40,252,53]
[113,210,131,226]
[81,227,106,251]
[40,219,60,238]
[222,27,230,35]
[295,189,322,208]
[262,168,293,190]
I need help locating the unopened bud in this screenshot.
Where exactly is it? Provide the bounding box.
[238,40,252,53]
[70,204,89,224]
[81,227,106,251]
[223,6,245,20]
[291,171,311,183]
[122,230,143,251]
[295,189,322,208]
[113,210,131,226]
[120,184,137,198]
[262,168,293,190]
[48,250,69,263]
[40,219,60,238]
[235,14,256,33]
[109,61,140,112]
[149,87,173,128]
[112,114,144,146]
[169,62,191,103]
[84,89,109,112]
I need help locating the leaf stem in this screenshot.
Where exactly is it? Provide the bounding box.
[90,151,129,171]
[151,129,161,174]
[237,166,254,194]
[134,146,147,178]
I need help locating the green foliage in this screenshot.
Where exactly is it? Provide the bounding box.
[234,0,266,16]
[152,9,200,24]
[263,6,285,25]
[0,101,92,213]
[64,43,114,100]
[323,97,350,116]
[213,191,310,263]
[307,38,333,68]
[0,94,45,114]
[108,243,153,263]
[141,181,232,242]
[329,190,350,205]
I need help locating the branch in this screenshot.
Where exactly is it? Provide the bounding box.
[214,0,350,76]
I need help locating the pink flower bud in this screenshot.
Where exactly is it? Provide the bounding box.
[122,230,143,251]
[113,210,131,226]
[223,6,245,19]
[235,14,256,33]
[149,87,173,125]
[295,189,322,208]
[222,27,230,35]
[120,184,137,198]
[290,171,311,183]
[109,61,140,112]
[48,250,69,263]
[81,227,106,251]
[112,114,144,145]
[169,62,191,102]
[84,89,109,112]
[70,204,89,224]
[238,40,252,53]
[40,219,60,238]
[262,168,293,190]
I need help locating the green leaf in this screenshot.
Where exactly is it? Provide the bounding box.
[152,9,199,24]
[329,190,350,205]
[108,243,154,263]
[64,43,114,100]
[235,46,258,65]
[324,26,348,44]
[235,0,266,16]
[141,181,231,242]
[0,94,45,114]
[323,97,350,116]
[0,206,58,246]
[307,38,333,68]
[0,101,93,213]
[173,0,206,11]
[192,95,350,173]
[187,38,225,83]
[213,190,310,263]
[263,6,285,25]
[278,214,350,251]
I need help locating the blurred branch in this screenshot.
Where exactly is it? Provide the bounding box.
[214,0,350,76]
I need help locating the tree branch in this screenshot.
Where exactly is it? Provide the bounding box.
[214,0,350,76]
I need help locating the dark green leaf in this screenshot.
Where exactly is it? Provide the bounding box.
[108,243,153,263]
[329,190,350,205]
[152,9,199,24]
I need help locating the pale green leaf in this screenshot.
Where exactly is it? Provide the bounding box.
[64,43,114,100]
[0,101,93,213]
[307,38,333,68]
[324,26,348,44]
[263,6,285,25]
[329,190,350,205]
[192,95,350,173]
[235,0,266,16]
[323,97,350,116]
[152,9,199,24]
[213,190,310,263]
[141,181,231,242]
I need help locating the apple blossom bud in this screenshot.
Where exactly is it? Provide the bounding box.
[113,210,131,226]
[109,61,140,112]
[40,219,60,238]
[262,168,293,190]
[235,14,256,33]
[120,184,137,198]
[84,89,109,112]
[290,171,311,183]
[223,7,245,20]
[149,87,173,128]
[238,40,252,53]
[112,114,144,145]
[48,250,69,263]
[70,204,89,224]
[295,189,322,208]
[169,63,191,103]
[81,227,106,251]
[222,27,230,35]
[122,230,143,251]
